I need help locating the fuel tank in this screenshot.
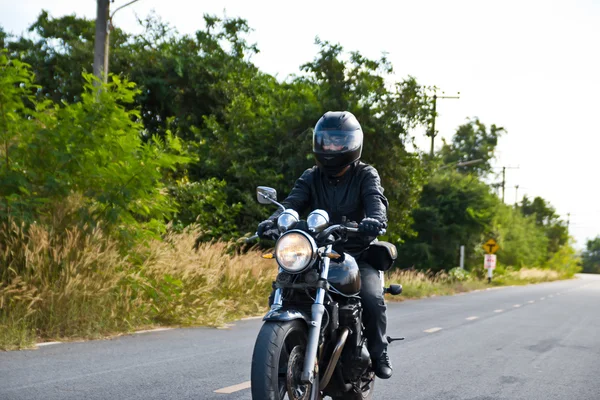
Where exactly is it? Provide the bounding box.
[327,253,361,296]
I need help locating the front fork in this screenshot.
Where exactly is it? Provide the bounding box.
[269,245,333,385]
[301,244,332,383]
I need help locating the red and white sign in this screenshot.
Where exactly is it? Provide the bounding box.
[484,254,497,269]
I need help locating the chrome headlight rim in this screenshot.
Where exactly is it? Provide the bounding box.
[275,230,318,274]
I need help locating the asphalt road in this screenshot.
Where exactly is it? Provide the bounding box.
[2,274,600,400]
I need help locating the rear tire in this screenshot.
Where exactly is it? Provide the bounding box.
[252,320,319,400]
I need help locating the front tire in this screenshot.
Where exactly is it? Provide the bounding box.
[251,320,320,400]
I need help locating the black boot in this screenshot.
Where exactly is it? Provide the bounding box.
[374,351,393,379]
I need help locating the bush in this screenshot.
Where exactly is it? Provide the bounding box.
[448,267,471,282]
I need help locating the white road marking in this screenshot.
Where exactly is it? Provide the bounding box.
[513,304,521,308]
[494,309,504,313]
[466,316,479,321]
[133,328,173,334]
[528,300,535,304]
[540,297,546,300]
[549,295,554,298]
[36,341,61,347]
[424,327,443,333]
[214,381,251,394]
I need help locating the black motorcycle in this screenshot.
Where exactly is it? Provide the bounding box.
[248,186,403,400]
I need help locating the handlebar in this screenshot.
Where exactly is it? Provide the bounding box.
[317,224,385,240]
[245,224,386,244]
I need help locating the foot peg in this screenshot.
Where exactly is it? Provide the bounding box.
[386,336,405,343]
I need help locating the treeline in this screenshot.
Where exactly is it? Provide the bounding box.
[1,11,580,272]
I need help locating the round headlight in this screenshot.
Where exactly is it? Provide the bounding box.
[275,231,316,273]
[277,209,299,232]
[307,209,329,233]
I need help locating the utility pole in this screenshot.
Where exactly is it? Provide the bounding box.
[427,92,460,158]
[497,166,519,203]
[93,0,141,84]
[501,166,506,203]
[514,184,519,205]
[93,0,110,83]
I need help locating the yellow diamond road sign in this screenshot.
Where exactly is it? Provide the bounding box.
[483,239,499,254]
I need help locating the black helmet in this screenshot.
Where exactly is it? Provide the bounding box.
[313,111,363,176]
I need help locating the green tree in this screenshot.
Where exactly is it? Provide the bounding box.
[491,204,549,268]
[440,118,505,175]
[398,171,497,271]
[0,52,189,239]
[2,13,434,241]
[520,196,569,256]
[582,236,600,274]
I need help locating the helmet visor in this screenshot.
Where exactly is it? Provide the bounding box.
[313,130,363,153]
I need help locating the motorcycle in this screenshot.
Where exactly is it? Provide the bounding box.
[248,186,403,400]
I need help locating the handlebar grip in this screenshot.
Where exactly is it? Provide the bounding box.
[245,234,259,243]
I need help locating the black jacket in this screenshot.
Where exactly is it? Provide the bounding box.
[271,162,388,255]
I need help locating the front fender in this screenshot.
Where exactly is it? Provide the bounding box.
[263,308,311,325]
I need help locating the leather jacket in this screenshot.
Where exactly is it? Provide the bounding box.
[270,161,388,255]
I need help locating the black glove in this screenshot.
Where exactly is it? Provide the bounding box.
[257,219,275,239]
[358,217,383,237]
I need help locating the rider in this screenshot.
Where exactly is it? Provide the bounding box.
[256,111,393,380]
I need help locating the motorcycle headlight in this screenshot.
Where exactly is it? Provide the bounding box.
[275,231,317,273]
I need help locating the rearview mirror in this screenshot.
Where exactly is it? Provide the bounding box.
[257,186,277,205]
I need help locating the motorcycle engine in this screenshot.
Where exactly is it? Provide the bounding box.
[342,340,371,381]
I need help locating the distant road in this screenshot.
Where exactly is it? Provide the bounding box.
[2,274,599,400]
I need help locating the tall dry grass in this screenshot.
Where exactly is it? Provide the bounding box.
[385,269,488,299]
[0,213,575,350]
[0,219,276,350]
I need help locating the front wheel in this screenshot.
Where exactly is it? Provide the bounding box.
[251,320,321,400]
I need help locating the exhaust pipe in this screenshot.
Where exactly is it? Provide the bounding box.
[319,327,350,391]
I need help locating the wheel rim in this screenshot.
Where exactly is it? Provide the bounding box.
[286,346,311,400]
[276,328,307,400]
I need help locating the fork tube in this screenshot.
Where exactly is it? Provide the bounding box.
[301,245,332,383]
[271,268,283,310]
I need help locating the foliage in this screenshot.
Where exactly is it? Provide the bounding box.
[170,177,242,240]
[447,267,471,282]
[398,170,497,271]
[491,204,549,268]
[519,195,569,256]
[582,236,600,274]
[440,118,504,176]
[2,13,433,241]
[0,11,588,348]
[0,52,189,240]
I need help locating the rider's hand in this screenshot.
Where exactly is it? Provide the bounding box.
[358,217,383,237]
[257,219,276,239]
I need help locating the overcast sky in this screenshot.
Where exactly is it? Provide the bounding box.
[2,0,599,248]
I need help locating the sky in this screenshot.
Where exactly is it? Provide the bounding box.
[2,0,599,248]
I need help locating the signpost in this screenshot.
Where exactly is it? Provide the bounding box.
[483,239,499,283]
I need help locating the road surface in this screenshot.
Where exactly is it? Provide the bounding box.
[1,274,599,400]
